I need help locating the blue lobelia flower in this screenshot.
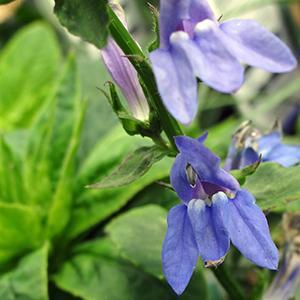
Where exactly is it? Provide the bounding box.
[224,122,300,171]
[150,0,297,124]
[163,134,278,295]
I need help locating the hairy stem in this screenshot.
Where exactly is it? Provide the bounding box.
[212,265,246,300]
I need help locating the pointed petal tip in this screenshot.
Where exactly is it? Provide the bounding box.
[270,54,298,73]
[197,132,209,143]
[228,190,280,271]
[174,135,203,153]
[178,114,194,125]
[163,205,198,296]
[264,252,279,271]
[174,135,190,149]
[258,257,279,271]
[168,271,196,296]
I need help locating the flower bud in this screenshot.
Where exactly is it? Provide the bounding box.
[101,2,150,121]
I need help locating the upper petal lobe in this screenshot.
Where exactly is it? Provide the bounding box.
[220,19,297,72]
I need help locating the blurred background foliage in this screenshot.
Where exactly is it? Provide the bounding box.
[0,0,299,299]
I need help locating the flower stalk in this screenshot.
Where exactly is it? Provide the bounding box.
[107,6,183,151]
[212,265,245,300]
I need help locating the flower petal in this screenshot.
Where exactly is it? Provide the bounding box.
[228,189,279,269]
[102,39,149,120]
[197,132,209,143]
[265,144,300,167]
[159,0,190,48]
[171,20,244,93]
[239,147,260,169]
[188,193,230,262]
[162,204,198,295]
[220,19,297,72]
[174,136,240,192]
[189,0,216,23]
[170,154,198,202]
[159,0,215,47]
[224,145,241,171]
[258,132,281,157]
[150,48,198,124]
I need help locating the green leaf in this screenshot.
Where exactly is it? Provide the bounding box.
[88,145,169,189]
[24,56,81,211]
[100,82,148,136]
[53,238,206,300]
[0,203,43,265]
[0,22,61,130]
[231,158,261,185]
[46,101,86,240]
[106,205,166,278]
[76,126,149,190]
[244,162,300,211]
[0,137,24,204]
[65,156,172,239]
[54,0,109,49]
[0,245,49,300]
[148,4,160,52]
[47,55,81,184]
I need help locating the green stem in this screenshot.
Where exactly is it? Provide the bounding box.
[107,6,183,151]
[151,134,169,149]
[279,4,300,57]
[212,265,246,300]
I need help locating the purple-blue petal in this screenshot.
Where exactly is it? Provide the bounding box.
[149,48,198,124]
[158,0,190,49]
[197,132,209,143]
[102,39,149,120]
[220,19,297,72]
[264,144,300,167]
[189,0,216,23]
[239,147,260,169]
[159,0,215,47]
[228,189,279,270]
[224,145,241,171]
[174,136,240,192]
[171,20,244,93]
[170,154,196,202]
[174,135,220,165]
[258,131,281,157]
[162,204,198,295]
[188,192,230,262]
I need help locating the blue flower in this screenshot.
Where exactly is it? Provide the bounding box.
[163,134,278,295]
[150,0,297,124]
[224,123,300,170]
[259,132,300,167]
